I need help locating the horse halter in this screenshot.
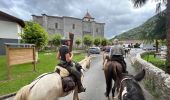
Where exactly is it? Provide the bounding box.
[113,77,132,99]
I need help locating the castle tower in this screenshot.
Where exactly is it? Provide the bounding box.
[83,11,94,22]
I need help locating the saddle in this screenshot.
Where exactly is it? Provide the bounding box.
[55,62,82,92]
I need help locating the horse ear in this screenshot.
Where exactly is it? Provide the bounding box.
[134,69,145,82]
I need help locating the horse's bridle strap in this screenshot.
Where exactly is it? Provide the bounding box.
[113,77,132,99]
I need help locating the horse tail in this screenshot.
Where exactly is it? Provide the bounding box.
[14,85,30,100]
[105,63,113,97]
[115,63,123,80]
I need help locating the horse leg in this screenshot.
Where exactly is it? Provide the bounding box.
[73,87,79,100]
[105,73,112,98]
[112,82,116,100]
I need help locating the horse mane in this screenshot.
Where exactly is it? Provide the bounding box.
[14,85,31,100]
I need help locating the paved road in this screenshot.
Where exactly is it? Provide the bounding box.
[60,49,154,100]
[7,48,154,100]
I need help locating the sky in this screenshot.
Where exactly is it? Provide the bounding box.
[0,0,164,39]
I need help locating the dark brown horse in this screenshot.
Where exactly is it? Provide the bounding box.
[104,57,145,100]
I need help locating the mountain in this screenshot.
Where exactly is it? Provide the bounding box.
[113,12,165,41]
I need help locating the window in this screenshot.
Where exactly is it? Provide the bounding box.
[55,23,58,29]
[96,28,98,33]
[72,24,75,29]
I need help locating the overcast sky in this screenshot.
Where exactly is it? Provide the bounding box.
[0,0,164,39]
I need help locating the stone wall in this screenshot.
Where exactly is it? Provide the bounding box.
[132,51,170,100]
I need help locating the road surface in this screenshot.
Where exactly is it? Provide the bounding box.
[6,48,154,100]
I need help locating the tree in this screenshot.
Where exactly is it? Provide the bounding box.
[131,0,170,73]
[83,35,93,48]
[101,38,107,46]
[94,37,101,46]
[51,33,62,50]
[22,21,48,50]
[75,38,81,48]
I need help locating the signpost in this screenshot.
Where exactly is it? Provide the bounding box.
[5,43,36,79]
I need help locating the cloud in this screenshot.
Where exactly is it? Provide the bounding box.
[0,0,163,39]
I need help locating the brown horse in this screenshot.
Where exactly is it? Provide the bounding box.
[104,57,145,100]
[104,58,123,99]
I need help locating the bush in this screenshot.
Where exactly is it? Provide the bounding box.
[142,53,165,69]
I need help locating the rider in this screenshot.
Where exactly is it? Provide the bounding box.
[109,39,128,73]
[57,38,86,93]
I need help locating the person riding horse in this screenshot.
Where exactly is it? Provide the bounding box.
[57,38,86,93]
[109,39,128,73]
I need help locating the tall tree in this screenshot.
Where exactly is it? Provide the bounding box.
[22,21,48,50]
[131,0,170,73]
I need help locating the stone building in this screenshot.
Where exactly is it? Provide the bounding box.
[32,12,105,41]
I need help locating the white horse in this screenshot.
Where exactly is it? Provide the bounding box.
[14,56,91,100]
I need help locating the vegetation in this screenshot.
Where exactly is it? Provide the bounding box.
[50,33,62,50]
[130,0,170,73]
[141,52,165,70]
[114,13,166,41]
[83,35,93,47]
[101,38,107,46]
[0,52,85,95]
[75,38,81,48]
[93,37,101,46]
[21,21,48,50]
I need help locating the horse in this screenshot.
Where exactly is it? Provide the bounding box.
[102,51,109,70]
[124,48,130,57]
[14,56,91,100]
[104,58,145,100]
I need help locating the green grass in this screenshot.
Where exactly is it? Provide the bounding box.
[142,54,165,69]
[0,52,85,95]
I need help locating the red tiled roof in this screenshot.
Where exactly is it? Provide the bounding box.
[84,12,94,19]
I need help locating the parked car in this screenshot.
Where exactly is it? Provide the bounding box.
[88,47,100,54]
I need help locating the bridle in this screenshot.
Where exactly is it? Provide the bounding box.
[113,77,132,99]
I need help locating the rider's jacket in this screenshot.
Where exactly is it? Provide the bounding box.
[109,44,125,57]
[59,45,69,61]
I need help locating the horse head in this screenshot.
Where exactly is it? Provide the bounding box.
[118,69,146,100]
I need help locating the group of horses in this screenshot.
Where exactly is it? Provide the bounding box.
[14,52,145,100]
[103,51,145,100]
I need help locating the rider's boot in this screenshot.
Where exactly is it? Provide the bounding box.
[77,81,86,93]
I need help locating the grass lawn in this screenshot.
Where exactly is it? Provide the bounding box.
[0,52,85,95]
[142,54,166,70]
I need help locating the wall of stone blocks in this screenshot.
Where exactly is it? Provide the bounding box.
[132,52,170,100]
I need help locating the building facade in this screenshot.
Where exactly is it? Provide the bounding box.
[32,12,105,41]
[0,11,25,55]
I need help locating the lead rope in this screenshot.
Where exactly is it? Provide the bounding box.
[113,78,132,99]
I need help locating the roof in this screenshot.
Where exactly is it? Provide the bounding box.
[83,12,94,19]
[0,11,25,27]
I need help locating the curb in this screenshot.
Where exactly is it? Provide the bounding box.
[0,93,16,100]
